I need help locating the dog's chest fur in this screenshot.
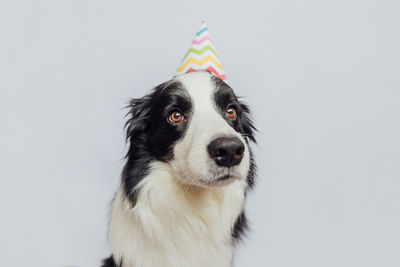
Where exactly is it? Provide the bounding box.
[108,163,247,267]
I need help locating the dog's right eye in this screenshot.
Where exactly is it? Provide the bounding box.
[168,111,185,125]
[225,106,237,120]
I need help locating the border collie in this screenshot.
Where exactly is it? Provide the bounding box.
[102,71,256,267]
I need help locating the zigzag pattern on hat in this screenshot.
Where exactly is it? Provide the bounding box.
[175,21,226,81]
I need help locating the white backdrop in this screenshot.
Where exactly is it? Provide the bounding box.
[1,0,399,266]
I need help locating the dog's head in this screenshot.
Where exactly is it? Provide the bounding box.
[123,71,255,202]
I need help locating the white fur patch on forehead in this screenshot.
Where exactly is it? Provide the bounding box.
[174,71,215,110]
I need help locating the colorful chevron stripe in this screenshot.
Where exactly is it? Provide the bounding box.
[196,26,208,36]
[175,21,226,81]
[177,55,222,73]
[186,66,226,80]
[181,45,219,62]
[192,36,214,45]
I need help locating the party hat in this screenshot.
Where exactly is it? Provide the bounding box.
[175,21,226,80]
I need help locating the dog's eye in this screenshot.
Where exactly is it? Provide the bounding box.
[168,111,184,125]
[225,106,237,120]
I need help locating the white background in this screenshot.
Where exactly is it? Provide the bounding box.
[1,0,399,266]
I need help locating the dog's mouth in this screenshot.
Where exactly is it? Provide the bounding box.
[198,172,241,187]
[216,174,232,182]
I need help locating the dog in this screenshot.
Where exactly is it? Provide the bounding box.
[101,70,256,267]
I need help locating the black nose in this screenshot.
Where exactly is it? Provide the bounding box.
[207,137,245,167]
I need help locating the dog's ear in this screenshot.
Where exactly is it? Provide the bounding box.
[125,81,176,141]
[125,95,152,142]
[239,101,257,144]
[122,94,154,206]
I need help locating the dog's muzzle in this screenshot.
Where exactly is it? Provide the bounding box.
[207,137,245,167]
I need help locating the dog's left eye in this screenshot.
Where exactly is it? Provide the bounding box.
[168,111,185,125]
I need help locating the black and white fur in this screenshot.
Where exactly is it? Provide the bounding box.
[102,71,256,267]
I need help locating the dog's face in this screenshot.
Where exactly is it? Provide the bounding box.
[124,71,255,198]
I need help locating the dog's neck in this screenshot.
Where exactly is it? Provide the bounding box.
[108,162,247,267]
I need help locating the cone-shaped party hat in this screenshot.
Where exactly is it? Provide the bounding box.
[175,21,226,80]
